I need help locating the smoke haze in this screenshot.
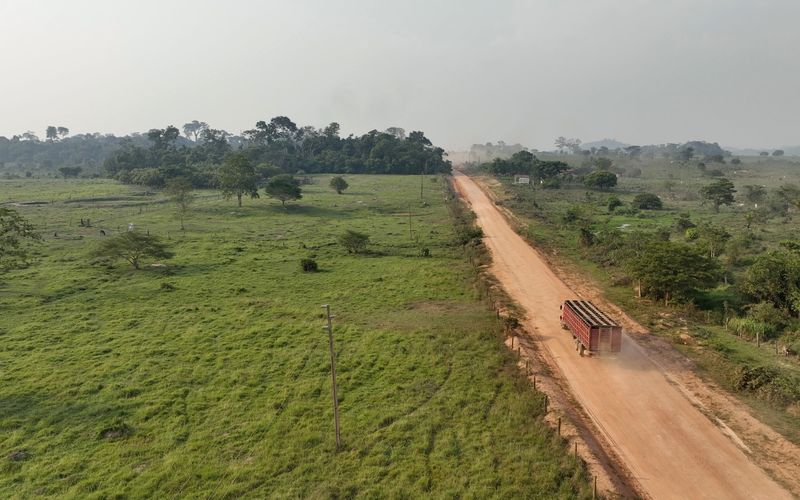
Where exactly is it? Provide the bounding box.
[1,0,798,149]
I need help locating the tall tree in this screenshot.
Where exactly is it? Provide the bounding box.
[197,128,232,163]
[700,178,736,212]
[407,130,432,147]
[182,120,208,141]
[385,127,406,140]
[46,126,58,142]
[218,153,260,207]
[147,126,180,151]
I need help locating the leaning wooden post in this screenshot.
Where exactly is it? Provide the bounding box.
[322,304,342,450]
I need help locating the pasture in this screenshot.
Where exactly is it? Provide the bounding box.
[0,176,587,498]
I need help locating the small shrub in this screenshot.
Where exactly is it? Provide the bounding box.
[541,178,561,189]
[579,227,595,247]
[614,206,640,216]
[300,258,318,272]
[676,214,696,232]
[456,226,483,245]
[160,282,176,291]
[562,207,581,223]
[607,195,623,212]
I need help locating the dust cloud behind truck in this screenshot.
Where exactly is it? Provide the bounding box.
[560,300,622,356]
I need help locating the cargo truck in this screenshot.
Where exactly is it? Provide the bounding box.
[560,300,622,356]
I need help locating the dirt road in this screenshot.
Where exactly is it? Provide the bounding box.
[453,171,793,500]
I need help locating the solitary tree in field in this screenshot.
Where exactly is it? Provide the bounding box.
[584,171,617,190]
[631,193,663,210]
[218,153,260,207]
[93,231,173,269]
[165,177,195,230]
[700,178,736,212]
[265,174,302,206]
[0,208,40,273]
[338,230,369,254]
[329,176,349,194]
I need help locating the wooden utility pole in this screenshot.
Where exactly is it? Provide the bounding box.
[322,304,341,449]
[408,205,414,242]
[420,161,426,201]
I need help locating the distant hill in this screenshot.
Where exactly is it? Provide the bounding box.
[581,138,630,151]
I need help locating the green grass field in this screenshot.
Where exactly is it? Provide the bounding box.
[0,176,588,498]
[481,154,800,444]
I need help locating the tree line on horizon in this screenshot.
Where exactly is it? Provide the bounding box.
[0,118,451,186]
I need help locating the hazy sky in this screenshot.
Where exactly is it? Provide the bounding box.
[1,0,798,150]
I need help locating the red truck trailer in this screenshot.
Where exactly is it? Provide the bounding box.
[560,300,622,356]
